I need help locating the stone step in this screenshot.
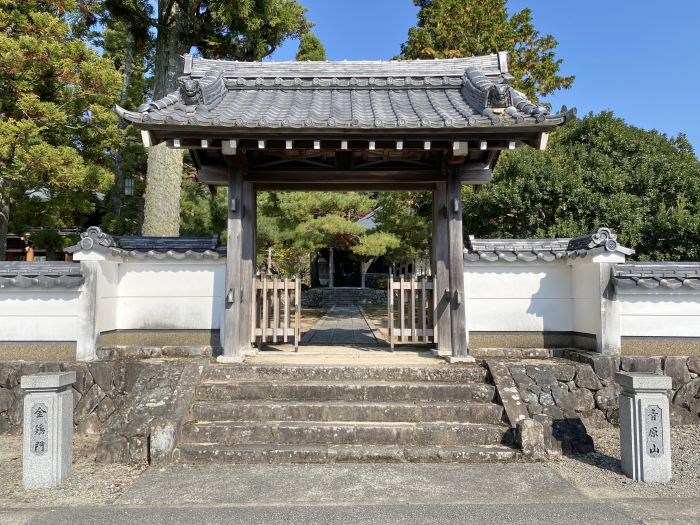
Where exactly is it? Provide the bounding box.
[175,443,520,464]
[195,381,496,403]
[201,364,488,383]
[190,400,504,424]
[181,420,509,446]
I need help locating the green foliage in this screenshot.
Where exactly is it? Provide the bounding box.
[400,0,574,101]
[257,192,398,277]
[296,32,326,61]
[179,175,227,239]
[0,0,123,253]
[374,192,432,264]
[462,112,700,260]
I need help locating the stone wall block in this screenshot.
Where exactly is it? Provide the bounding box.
[70,365,93,395]
[573,387,596,412]
[88,363,115,395]
[590,355,621,380]
[664,357,691,390]
[550,382,577,418]
[673,378,700,411]
[517,419,546,460]
[95,434,129,463]
[509,367,534,389]
[552,365,576,382]
[621,356,662,374]
[526,366,558,387]
[580,408,611,430]
[687,357,700,375]
[0,365,20,389]
[594,383,620,413]
[74,383,106,422]
[0,388,14,413]
[77,412,104,435]
[574,364,602,390]
[0,413,11,434]
[538,391,554,407]
[96,397,117,422]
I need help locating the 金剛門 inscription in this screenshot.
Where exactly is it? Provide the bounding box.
[30,403,48,456]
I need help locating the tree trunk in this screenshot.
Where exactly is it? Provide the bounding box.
[0,187,8,261]
[112,30,136,218]
[141,4,189,236]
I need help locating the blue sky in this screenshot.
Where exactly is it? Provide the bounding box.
[269,0,700,152]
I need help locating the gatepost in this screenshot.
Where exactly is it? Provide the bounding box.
[21,372,76,489]
[616,372,672,483]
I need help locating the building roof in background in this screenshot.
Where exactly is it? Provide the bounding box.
[0,262,83,288]
[115,53,574,133]
[464,228,633,263]
[355,208,380,230]
[65,227,222,260]
[613,262,700,290]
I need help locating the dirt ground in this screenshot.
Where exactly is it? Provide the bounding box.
[0,434,145,508]
[552,425,700,499]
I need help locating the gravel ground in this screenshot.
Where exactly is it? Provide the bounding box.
[551,425,700,499]
[0,434,146,508]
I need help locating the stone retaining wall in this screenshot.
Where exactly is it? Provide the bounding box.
[301,288,387,307]
[0,361,144,435]
[488,352,700,457]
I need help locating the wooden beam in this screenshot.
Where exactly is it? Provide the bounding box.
[458,163,493,184]
[432,182,452,356]
[222,139,237,155]
[446,166,469,357]
[246,170,442,183]
[254,182,437,191]
[222,166,244,361]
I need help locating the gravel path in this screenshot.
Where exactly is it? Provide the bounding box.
[551,425,700,499]
[0,435,146,508]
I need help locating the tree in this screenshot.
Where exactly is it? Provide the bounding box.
[400,0,574,101]
[462,112,700,260]
[296,32,326,61]
[257,192,398,278]
[130,0,311,236]
[0,0,123,259]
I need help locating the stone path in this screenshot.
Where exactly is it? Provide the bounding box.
[300,306,378,346]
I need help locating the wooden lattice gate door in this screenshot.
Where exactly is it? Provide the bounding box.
[387,275,436,350]
[252,275,301,351]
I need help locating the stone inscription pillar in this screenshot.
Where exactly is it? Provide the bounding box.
[616,372,672,483]
[21,372,76,489]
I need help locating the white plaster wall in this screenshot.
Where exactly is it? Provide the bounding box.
[571,262,601,335]
[619,288,700,337]
[464,262,574,332]
[0,289,79,341]
[114,261,225,330]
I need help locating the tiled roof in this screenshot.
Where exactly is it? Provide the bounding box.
[65,227,222,260]
[0,262,83,288]
[613,263,700,290]
[115,53,574,131]
[464,228,633,263]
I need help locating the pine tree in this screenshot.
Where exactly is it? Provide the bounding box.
[296,32,327,61]
[0,0,123,258]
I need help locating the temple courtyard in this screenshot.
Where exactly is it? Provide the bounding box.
[0,426,699,524]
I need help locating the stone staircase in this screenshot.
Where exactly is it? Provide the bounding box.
[175,364,519,463]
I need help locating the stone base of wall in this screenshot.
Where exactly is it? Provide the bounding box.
[99,330,220,347]
[622,337,700,356]
[470,332,596,351]
[0,343,76,362]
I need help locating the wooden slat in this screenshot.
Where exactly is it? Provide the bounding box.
[410,274,416,342]
[272,277,279,342]
[421,277,428,343]
[399,274,405,343]
[283,277,289,343]
[261,273,268,342]
[295,277,301,352]
[388,275,394,351]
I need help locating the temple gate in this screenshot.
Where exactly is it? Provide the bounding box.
[117,52,573,362]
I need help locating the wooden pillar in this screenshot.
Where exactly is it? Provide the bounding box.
[328,248,334,288]
[221,166,254,362]
[446,166,469,357]
[432,182,452,356]
[361,260,366,289]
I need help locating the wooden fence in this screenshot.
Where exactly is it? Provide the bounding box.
[387,275,436,350]
[253,275,301,351]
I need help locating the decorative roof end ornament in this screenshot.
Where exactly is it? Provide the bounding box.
[487,84,512,114]
[179,77,204,106]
